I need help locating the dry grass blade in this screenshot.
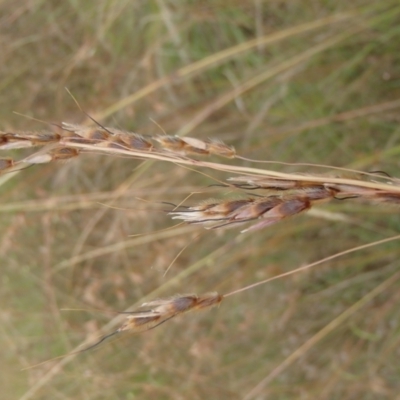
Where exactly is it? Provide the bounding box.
[243,269,400,400]
[95,11,355,120]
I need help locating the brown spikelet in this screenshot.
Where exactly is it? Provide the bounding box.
[118,312,163,333]
[119,293,222,333]
[170,191,332,231]
[303,186,337,201]
[0,131,60,149]
[0,141,35,149]
[77,293,223,353]
[141,292,222,315]
[155,135,207,156]
[90,126,153,151]
[324,183,377,197]
[180,137,211,155]
[0,157,14,170]
[230,176,400,203]
[205,139,236,158]
[142,294,198,314]
[97,135,128,149]
[154,135,183,151]
[61,123,112,144]
[50,147,80,161]
[242,197,312,232]
[155,135,235,157]
[22,132,61,143]
[62,124,153,151]
[119,133,153,151]
[327,183,400,204]
[192,292,223,310]
[170,197,277,228]
[66,126,111,142]
[0,132,41,150]
[25,147,80,164]
[373,192,400,204]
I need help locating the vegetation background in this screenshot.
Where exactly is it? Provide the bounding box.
[1,1,400,399]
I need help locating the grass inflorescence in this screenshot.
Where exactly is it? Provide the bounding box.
[2,1,400,400]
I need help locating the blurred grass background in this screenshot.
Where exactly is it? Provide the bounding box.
[1,1,400,399]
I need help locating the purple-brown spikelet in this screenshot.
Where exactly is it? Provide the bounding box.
[0,131,60,149]
[170,190,333,232]
[170,197,283,229]
[142,295,198,314]
[205,139,236,158]
[155,135,235,157]
[0,124,237,178]
[373,192,400,204]
[0,157,14,171]
[118,312,163,333]
[193,292,223,310]
[155,135,186,152]
[141,292,223,316]
[76,293,223,353]
[51,147,80,161]
[118,293,223,333]
[61,123,113,144]
[155,135,209,156]
[118,133,153,151]
[23,147,80,164]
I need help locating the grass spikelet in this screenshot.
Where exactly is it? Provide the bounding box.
[141,292,222,314]
[205,138,236,158]
[116,292,223,335]
[50,147,81,161]
[170,195,320,231]
[0,131,61,149]
[65,124,154,151]
[155,135,235,157]
[0,157,14,170]
[373,192,400,204]
[78,293,223,353]
[23,292,224,370]
[24,147,80,164]
[155,135,209,156]
[0,125,235,174]
[61,123,112,142]
[25,154,54,164]
[117,132,153,151]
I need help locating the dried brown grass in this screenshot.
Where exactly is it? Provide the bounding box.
[2,1,400,399]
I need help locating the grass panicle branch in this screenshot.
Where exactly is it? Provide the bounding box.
[171,176,400,231]
[28,231,400,369]
[2,125,400,235]
[25,292,223,369]
[0,124,235,171]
